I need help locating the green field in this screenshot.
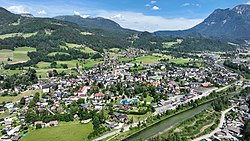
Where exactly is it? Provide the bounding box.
[133,56,161,64]
[48,52,70,56]
[56,60,80,68]
[36,62,51,69]
[80,32,93,36]
[21,123,93,141]
[1,70,22,76]
[0,32,37,39]
[0,89,42,103]
[0,47,36,64]
[118,58,133,62]
[82,59,102,69]
[163,39,183,48]
[81,47,96,53]
[153,54,192,64]
[36,68,76,78]
[65,43,96,53]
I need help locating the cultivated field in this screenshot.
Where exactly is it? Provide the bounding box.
[21,123,93,141]
[0,47,36,64]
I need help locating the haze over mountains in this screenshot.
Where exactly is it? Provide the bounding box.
[155,4,250,44]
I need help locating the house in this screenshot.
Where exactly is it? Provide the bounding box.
[4,117,12,126]
[49,120,58,126]
[239,105,249,112]
[111,113,129,123]
[94,92,105,99]
[201,82,213,87]
[75,86,90,97]
[34,121,45,126]
[228,126,241,135]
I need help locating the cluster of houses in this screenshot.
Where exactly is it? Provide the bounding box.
[210,97,250,141]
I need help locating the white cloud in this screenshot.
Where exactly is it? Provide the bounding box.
[145,4,151,7]
[151,1,157,4]
[152,6,160,10]
[246,1,250,4]
[7,5,30,14]
[113,14,122,19]
[182,3,200,7]
[74,11,90,18]
[96,11,203,32]
[37,10,46,15]
[74,11,81,15]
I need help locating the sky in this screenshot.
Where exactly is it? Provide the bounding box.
[1,0,250,32]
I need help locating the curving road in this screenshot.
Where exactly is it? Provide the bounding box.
[193,107,235,141]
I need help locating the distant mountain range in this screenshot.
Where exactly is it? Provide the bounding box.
[54,15,126,32]
[155,4,250,45]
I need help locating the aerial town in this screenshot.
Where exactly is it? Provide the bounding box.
[0,1,250,141]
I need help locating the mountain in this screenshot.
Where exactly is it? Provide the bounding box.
[0,7,19,25]
[54,15,132,33]
[155,4,250,44]
[0,7,172,69]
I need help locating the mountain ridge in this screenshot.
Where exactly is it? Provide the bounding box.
[155,4,250,44]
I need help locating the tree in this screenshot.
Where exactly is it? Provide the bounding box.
[25,109,37,123]
[36,124,42,129]
[33,92,40,103]
[92,115,100,130]
[28,100,36,108]
[20,97,25,106]
[77,98,85,104]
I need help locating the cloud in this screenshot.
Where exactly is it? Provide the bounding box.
[74,11,90,18]
[152,6,160,10]
[151,1,157,4]
[37,10,46,15]
[246,1,250,4]
[7,5,30,14]
[145,4,151,7]
[182,3,200,7]
[96,11,203,32]
[113,14,122,19]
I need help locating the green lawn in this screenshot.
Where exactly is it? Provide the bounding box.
[133,56,160,64]
[21,123,93,141]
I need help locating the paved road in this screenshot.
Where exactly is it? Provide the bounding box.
[193,107,234,141]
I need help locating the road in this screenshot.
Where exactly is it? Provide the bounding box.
[193,107,234,141]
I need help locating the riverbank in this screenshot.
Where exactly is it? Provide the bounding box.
[193,107,235,141]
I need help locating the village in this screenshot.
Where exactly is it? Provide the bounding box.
[0,48,249,141]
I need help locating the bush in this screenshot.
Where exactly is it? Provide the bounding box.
[36,124,42,129]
